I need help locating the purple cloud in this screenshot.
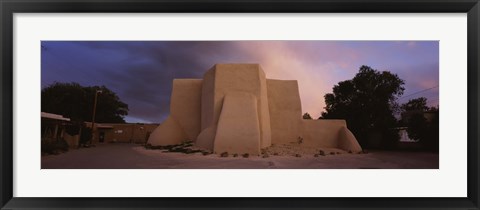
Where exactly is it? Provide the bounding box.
[42,41,439,122]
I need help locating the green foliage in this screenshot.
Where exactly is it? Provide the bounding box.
[302,112,313,120]
[321,65,405,149]
[42,82,129,123]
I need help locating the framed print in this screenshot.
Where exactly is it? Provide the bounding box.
[1,0,479,209]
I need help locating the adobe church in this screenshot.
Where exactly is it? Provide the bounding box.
[148,64,362,155]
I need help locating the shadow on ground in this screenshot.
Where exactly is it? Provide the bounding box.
[41,143,439,169]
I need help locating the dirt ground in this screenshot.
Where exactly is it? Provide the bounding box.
[41,143,439,169]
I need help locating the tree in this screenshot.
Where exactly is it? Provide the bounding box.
[303,112,313,120]
[401,97,428,112]
[406,113,428,141]
[424,109,439,151]
[400,97,439,151]
[42,82,129,123]
[321,65,405,149]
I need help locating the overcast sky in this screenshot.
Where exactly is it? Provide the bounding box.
[41,41,439,123]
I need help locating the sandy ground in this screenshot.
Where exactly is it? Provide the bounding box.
[41,143,439,169]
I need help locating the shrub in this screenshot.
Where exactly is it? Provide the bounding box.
[41,138,69,155]
[319,150,325,156]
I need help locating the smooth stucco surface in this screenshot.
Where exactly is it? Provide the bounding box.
[200,67,215,131]
[147,63,363,154]
[338,126,363,152]
[195,125,216,150]
[148,116,187,146]
[214,92,261,155]
[300,120,362,152]
[301,119,347,148]
[170,79,202,141]
[203,64,272,149]
[267,79,302,144]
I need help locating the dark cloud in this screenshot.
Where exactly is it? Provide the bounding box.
[41,41,439,122]
[42,41,244,123]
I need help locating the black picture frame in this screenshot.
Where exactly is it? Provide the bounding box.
[1,0,479,209]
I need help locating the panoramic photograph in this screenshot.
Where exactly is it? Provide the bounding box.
[40,41,439,169]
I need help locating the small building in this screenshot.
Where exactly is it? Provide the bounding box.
[397,110,438,150]
[86,122,158,144]
[395,127,423,150]
[397,127,418,143]
[41,112,79,148]
[41,112,70,141]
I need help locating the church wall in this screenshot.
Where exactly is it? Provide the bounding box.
[267,79,302,144]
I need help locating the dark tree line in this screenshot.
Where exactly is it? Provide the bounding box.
[320,65,405,149]
[400,97,439,151]
[42,82,129,123]
[319,65,438,150]
[42,82,129,145]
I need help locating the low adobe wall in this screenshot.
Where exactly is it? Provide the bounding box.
[100,124,158,144]
[64,133,79,149]
[301,119,362,152]
[301,119,346,148]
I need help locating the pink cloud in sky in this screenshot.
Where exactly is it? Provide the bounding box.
[42,41,439,123]
[232,41,363,119]
[231,41,438,118]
